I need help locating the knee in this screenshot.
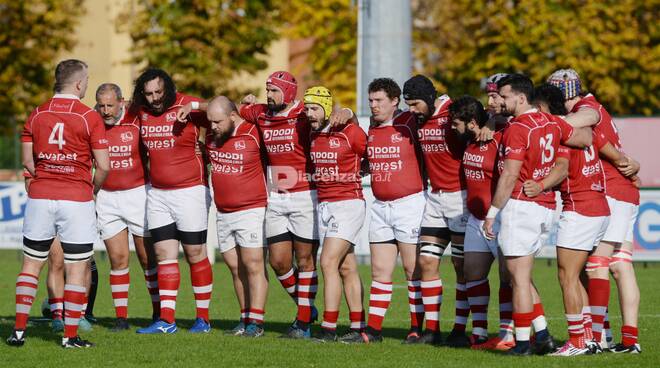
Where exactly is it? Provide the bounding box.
[320,256,339,275]
[418,254,436,270]
[268,256,290,274]
[295,253,315,272]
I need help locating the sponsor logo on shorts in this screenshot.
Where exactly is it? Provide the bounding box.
[250,233,258,241]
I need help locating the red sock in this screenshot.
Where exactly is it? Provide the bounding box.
[350,310,365,331]
[297,270,316,323]
[190,258,213,321]
[532,302,548,332]
[249,308,265,325]
[512,311,534,342]
[566,313,585,347]
[241,308,249,323]
[421,279,442,332]
[582,306,593,340]
[158,261,180,324]
[367,281,392,332]
[110,268,130,319]
[144,267,160,316]
[321,310,339,331]
[467,279,490,339]
[63,284,86,338]
[49,297,64,320]
[15,273,38,330]
[621,325,638,346]
[407,279,424,330]
[276,268,297,303]
[499,282,513,335]
[453,282,469,332]
[588,278,609,341]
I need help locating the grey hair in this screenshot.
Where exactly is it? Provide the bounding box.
[95,83,123,101]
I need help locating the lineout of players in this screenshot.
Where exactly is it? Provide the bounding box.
[7,59,642,357]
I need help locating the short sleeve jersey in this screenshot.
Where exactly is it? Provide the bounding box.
[240,101,314,193]
[139,93,209,190]
[21,94,108,201]
[367,111,425,201]
[310,123,367,203]
[501,109,574,209]
[207,121,267,213]
[102,109,148,191]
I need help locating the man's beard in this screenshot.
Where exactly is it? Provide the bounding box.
[414,111,431,124]
[310,119,328,132]
[267,98,286,113]
[214,128,233,147]
[147,99,166,115]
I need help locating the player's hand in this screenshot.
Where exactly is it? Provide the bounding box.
[617,156,640,177]
[176,103,192,123]
[241,94,257,105]
[329,108,353,127]
[631,175,642,188]
[482,217,497,240]
[523,180,542,197]
[476,126,494,142]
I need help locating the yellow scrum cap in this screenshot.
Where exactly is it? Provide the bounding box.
[303,86,333,120]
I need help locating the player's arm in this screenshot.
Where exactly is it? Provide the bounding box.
[562,126,592,148]
[598,141,640,177]
[563,107,599,128]
[176,100,209,123]
[523,157,568,198]
[483,158,522,239]
[92,148,110,194]
[22,142,36,177]
[329,107,357,127]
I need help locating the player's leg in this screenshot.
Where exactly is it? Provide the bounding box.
[496,253,515,343]
[318,237,352,341]
[46,239,65,332]
[505,254,535,354]
[361,242,398,342]
[8,198,55,346]
[464,250,494,346]
[447,231,471,347]
[610,240,641,353]
[133,235,160,320]
[105,229,131,330]
[222,246,249,335]
[339,250,365,341]
[266,196,298,305]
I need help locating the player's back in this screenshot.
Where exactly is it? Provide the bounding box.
[23,95,107,201]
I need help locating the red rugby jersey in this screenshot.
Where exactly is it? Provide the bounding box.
[417,95,466,192]
[102,109,148,191]
[463,132,503,220]
[310,123,367,203]
[501,109,574,209]
[21,94,108,201]
[207,121,267,213]
[139,93,208,190]
[367,111,425,201]
[240,101,314,193]
[572,94,639,205]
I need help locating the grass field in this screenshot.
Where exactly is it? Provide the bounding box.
[1,249,658,367]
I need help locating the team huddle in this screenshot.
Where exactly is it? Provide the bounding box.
[7,59,642,356]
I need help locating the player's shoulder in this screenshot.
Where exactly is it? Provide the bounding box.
[434,94,452,116]
[119,108,140,127]
[572,94,600,111]
[175,92,202,107]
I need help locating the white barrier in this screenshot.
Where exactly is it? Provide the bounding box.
[2,182,660,261]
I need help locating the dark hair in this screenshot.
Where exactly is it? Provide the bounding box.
[54,59,88,93]
[129,68,177,115]
[368,78,401,104]
[497,73,534,103]
[95,83,122,101]
[533,83,568,115]
[448,95,489,128]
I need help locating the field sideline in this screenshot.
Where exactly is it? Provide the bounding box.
[1,249,658,367]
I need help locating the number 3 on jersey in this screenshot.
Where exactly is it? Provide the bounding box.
[539,134,554,164]
[48,122,66,150]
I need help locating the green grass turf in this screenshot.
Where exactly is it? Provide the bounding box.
[1,249,658,367]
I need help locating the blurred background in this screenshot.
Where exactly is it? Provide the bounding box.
[0,0,658,258]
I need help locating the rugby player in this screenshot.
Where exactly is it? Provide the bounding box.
[7,59,109,348]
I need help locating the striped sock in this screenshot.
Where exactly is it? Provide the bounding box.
[297,271,315,323]
[453,282,469,332]
[467,278,490,339]
[49,297,64,320]
[249,308,265,325]
[190,258,213,321]
[15,273,39,330]
[110,268,130,319]
[532,302,549,339]
[421,278,443,332]
[582,306,593,340]
[621,325,638,346]
[588,278,609,342]
[498,282,514,339]
[349,310,365,331]
[513,311,534,348]
[143,267,160,317]
[407,279,424,330]
[366,281,393,332]
[567,313,585,348]
[321,310,339,332]
[277,268,298,303]
[63,284,86,338]
[158,260,180,324]
[241,308,249,324]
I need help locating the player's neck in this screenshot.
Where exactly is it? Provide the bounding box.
[515,103,536,117]
[54,88,81,99]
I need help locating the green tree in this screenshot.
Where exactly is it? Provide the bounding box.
[0,0,85,134]
[284,0,358,109]
[414,0,659,115]
[119,0,282,101]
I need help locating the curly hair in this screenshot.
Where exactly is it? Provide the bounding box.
[368,78,401,104]
[448,95,489,128]
[129,68,177,115]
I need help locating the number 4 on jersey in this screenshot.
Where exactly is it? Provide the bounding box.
[48,122,66,150]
